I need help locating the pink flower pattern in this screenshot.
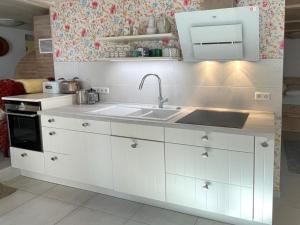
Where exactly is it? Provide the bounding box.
[50,0,285,61]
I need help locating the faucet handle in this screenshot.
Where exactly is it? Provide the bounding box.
[162,98,168,103]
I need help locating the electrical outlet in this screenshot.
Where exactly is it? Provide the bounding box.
[93,87,110,95]
[255,92,271,101]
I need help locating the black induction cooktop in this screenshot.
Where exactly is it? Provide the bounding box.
[176,110,249,129]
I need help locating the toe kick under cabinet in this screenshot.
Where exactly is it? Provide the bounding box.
[11,115,274,225]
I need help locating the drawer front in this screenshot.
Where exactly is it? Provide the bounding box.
[166,143,253,187]
[165,128,254,152]
[41,115,110,134]
[166,174,253,221]
[44,152,73,180]
[195,178,253,220]
[111,122,164,141]
[283,104,300,115]
[42,127,84,154]
[10,148,44,174]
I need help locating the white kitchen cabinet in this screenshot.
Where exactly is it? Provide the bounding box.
[165,127,254,152]
[74,132,113,188]
[111,136,165,201]
[165,143,253,187]
[42,127,113,189]
[10,147,44,174]
[166,174,253,220]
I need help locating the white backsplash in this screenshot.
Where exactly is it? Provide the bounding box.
[54,59,283,115]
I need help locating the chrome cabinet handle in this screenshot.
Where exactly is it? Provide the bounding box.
[131,140,138,149]
[48,118,55,123]
[21,153,27,157]
[202,152,209,158]
[201,135,209,142]
[51,156,58,161]
[261,141,269,148]
[202,182,210,190]
[49,131,56,136]
[82,122,89,127]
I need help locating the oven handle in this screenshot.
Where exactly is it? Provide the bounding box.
[6,112,38,118]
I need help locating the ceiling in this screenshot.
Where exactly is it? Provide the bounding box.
[286,0,300,38]
[0,0,49,30]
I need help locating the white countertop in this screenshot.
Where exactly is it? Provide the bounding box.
[38,103,275,137]
[2,93,73,102]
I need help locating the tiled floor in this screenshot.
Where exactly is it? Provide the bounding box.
[0,176,231,225]
[273,144,300,225]
[1,147,299,225]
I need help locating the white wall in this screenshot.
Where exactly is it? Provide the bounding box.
[55,59,283,115]
[284,38,300,77]
[0,27,32,79]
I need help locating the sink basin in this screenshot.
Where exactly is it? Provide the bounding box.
[89,105,181,121]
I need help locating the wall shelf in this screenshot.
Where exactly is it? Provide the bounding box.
[99,33,177,42]
[99,57,181,62]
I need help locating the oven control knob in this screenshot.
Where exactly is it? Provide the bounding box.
[21,153,27,157]
[49,131,56,136]
[48,118,55,123]
[51,156,58,161]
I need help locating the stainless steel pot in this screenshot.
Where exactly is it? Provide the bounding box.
[59,77,80,94]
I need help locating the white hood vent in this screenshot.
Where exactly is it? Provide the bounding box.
[175,6,259,62]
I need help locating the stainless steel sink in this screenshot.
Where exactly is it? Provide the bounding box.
[89,105,181,121]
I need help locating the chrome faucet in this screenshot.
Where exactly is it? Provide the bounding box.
[138,73,168,108]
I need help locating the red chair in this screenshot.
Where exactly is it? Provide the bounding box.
[0,80,25,157]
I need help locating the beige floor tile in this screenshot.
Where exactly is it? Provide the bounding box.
[132,205,197,225]
[84,194,143,219]
[0,190,36,216]
[0,196,77,225]
[43,184,96,205]
[4,176,56,195]
[56,207,127,225]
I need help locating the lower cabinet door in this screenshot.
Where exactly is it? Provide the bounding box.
[111,136,165,201]
[74,133,113,189]
[166,174,253,221]
[196,179,253,220]
[10,148,44,174]
[44,152,73,179]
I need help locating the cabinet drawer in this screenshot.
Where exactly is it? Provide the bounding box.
[44,152,73,180]
[111,122,164,141]
[166,174,253,220]
[166,143,253,187]
[165,128,254,152]
[42,127,84,154]
[41,115,110,134]
[10,148,44,174]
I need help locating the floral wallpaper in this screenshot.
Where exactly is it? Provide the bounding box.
[50,0,285,61]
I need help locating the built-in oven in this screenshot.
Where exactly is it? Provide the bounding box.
[4,101,42,152]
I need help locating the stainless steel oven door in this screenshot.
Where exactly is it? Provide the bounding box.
[7,112,43,152]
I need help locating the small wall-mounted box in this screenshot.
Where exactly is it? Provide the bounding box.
[39,38,53,54]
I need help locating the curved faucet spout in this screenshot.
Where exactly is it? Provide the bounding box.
[138,73,168,108]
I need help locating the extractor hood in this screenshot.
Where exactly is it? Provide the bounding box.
[175,6,259,62]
